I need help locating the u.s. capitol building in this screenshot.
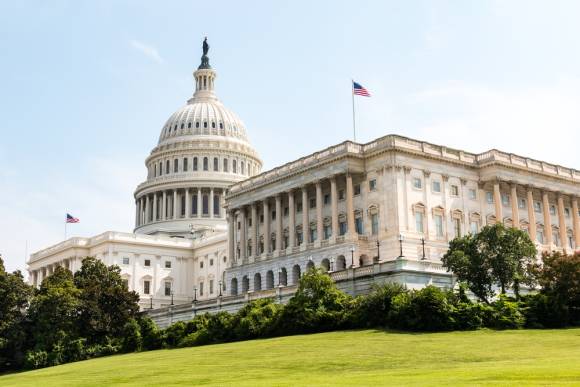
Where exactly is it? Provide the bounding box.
[27,41,580,322]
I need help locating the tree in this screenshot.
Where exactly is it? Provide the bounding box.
[0,255,33,371]
[73,257,140,344]
[442,223,537,303]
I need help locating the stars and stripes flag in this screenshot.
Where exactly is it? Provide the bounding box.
[353,81,371,97]
[66,213,79,223]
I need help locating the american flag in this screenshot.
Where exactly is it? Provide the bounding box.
[66,213,79,223]
[353,81,371,97]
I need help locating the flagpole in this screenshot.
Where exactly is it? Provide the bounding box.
[351,79,356,142]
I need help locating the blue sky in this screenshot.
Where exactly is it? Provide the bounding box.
[1,1,580,273]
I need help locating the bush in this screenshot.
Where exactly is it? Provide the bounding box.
[138,316,163,351]
[388,286,455,331]
[233,299,282,340]
[488,296,525,329]
[121,318,142,352]
[350,283,406,328]
[521,293,569,328]
[452,302,491,330]
[24,350,48,370]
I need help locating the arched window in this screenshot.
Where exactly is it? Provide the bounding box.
[202,194,209,215]
[266,270,274,290]
[193,157,198,171]
[183,158,188,171]
[242,276,249,293]
[180,123,184,129]
[230,278,238,296]
[196,121,200,128]
[188,122,191,129]
[254,273,262,291]
[203,157,209,171]
[166,160,170,174]
[211,122,216,129]
[223,158,229,172]
[219,122,223,129]
[292,265,301,284]
[159,162,163,176]
[321,258,330,272]
[336,255,346,270]
[203,121,208,128]
[174,159,178,173]
[233,160,237,174]
[279,267,288,286]
[213,157,218,171]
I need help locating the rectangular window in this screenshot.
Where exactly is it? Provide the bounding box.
[550,205,556,215]
[415,212,424,233]
[284,207,289,216]
[501,194,510,206]
[310,228,317,242]
[309,198,316,209]
[450,185,459,196]
[210,280,214,294]
[565,208,570,217]
[454,218,462,237]
[432,180,441,193]
[324,224,331,239]
[536,230,544,244]
[165,261,171,269]
[323,194,330,205]
[369,179,377,191]
[413,177,422,189]
[339,221,347,236]
[122,257,130,265]
[434,215,444,237]
[297,230,303,245]
[534,201,542,213]
[518,198,526,209]
[486,192,494,204]
[355,217,363,234]
[272,210,276,220]
[354,184,361,195]
[470,221,478,234]
[200,282,204,296]
[554,232,560,247]
[164,281,171,296]
[210,258,214,266]
[297,203,303,213]
[468,188,477,200]
[143,280,150,295]
[371,213,379,236]
[338,189,345,200]
[144,259,151,267]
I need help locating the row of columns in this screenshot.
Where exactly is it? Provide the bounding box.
[491,180,580,251]
[31,257,76,287]
[228,174,357,262]
[135,187,225,227]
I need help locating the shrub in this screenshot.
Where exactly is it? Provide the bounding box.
[138,316,163,351]
[388,286,455,331]
[162,321,187,348]
[350,283,406,328]
[488,295,525,329]
[121,318,142,352]
[521,293,569,328]
[452,302,491,330]
[233,298,282,340]
[24,350,48,370]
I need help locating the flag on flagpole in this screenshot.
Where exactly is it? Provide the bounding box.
[353,81,371,97]
[66,213,80,223]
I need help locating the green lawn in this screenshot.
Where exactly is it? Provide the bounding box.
[2,329,580,386]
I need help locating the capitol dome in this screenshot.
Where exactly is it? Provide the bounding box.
[133,39,262,237]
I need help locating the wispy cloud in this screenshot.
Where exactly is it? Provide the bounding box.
[129,39,165,64]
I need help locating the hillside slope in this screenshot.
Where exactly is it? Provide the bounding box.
[2,329,580,386]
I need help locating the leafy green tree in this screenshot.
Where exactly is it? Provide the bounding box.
[73,257,140,344]
[442,223,537,303]
[0,255,33,371]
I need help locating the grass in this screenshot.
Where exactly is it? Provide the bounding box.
[2,328,580,386]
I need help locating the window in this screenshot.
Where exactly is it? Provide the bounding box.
[413,178,422,189]
[223,158,228,172]
[200,261,204,269]
[210,258,214,266]
[211,122,216,129]
[203,195,209,215]
[501,194,510,206]
[550,205,556,215]
[309,198,316,209]
[143,280,150,295]
[369,179,377,191]
[165,261,171,269]
[203,157,209,171]
[122,257,130,265]
[144,259,151,267]
[339,220,347,235]
[271,210,276,220]
[297,202,303,213]
[164,281,171,296]
[183,158,188,171]
[203,121,207,128]
[554,231,560,247]
[310,227,317,243]
[434,215,444,237]
[159,162,163,176]
[534,201,542,213]
[241,161,245,175]
[537,229,544,244]
[297,230,303,245]
[166,160,170,174]
[371,213,379,236]
[284,207,289,216]
[199,282,204,296]
[324,224,331,239]
[354,184,361,195]
[122,279,129,289]
[174,159,178,173]
[213,195,220,216]
[486,192,493,204]
[324,194,330,205]
[210,280,214,294]
[468,188,477,200]
[355,217,363,234]
[518,198,526,209]
[188,122,191,129]
[213,157,219,171]
[338,189,345,200]
[432,180,441,193]
[196,121,200,128]
[450,185,459,196]
[565,208,571,217]
[454,218,461,237]
[415,212,424,233]
[233,160,237,173]
[193,157,198,171]
[470,221,478,234]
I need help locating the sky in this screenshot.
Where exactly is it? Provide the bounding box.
[1,1,580,274]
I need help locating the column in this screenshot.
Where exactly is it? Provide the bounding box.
[228,210,235,263]
[263,199,270,254]
[510,183,519,228]
[288,191,295,248]
[542,190,553,247]
[239,208,247,260]
[184,189,190,219]
[330,176,338,239]
[557,194,567,250]
[573,197,580,250]
[302,186,309,245]
[135,200,140,227]
[493,180,502,222]
[346,174,355,237]
[526,188,537,243]
[173,190,178,219]
[275,194,282,252]
[210,188,215,218]
[140,198,145,225]
[251,202,258,256]
[315,181,323,242]
[162,191,167,220]
[153,192,158,222]
[145,195,150,224]
[197,188,202,217]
